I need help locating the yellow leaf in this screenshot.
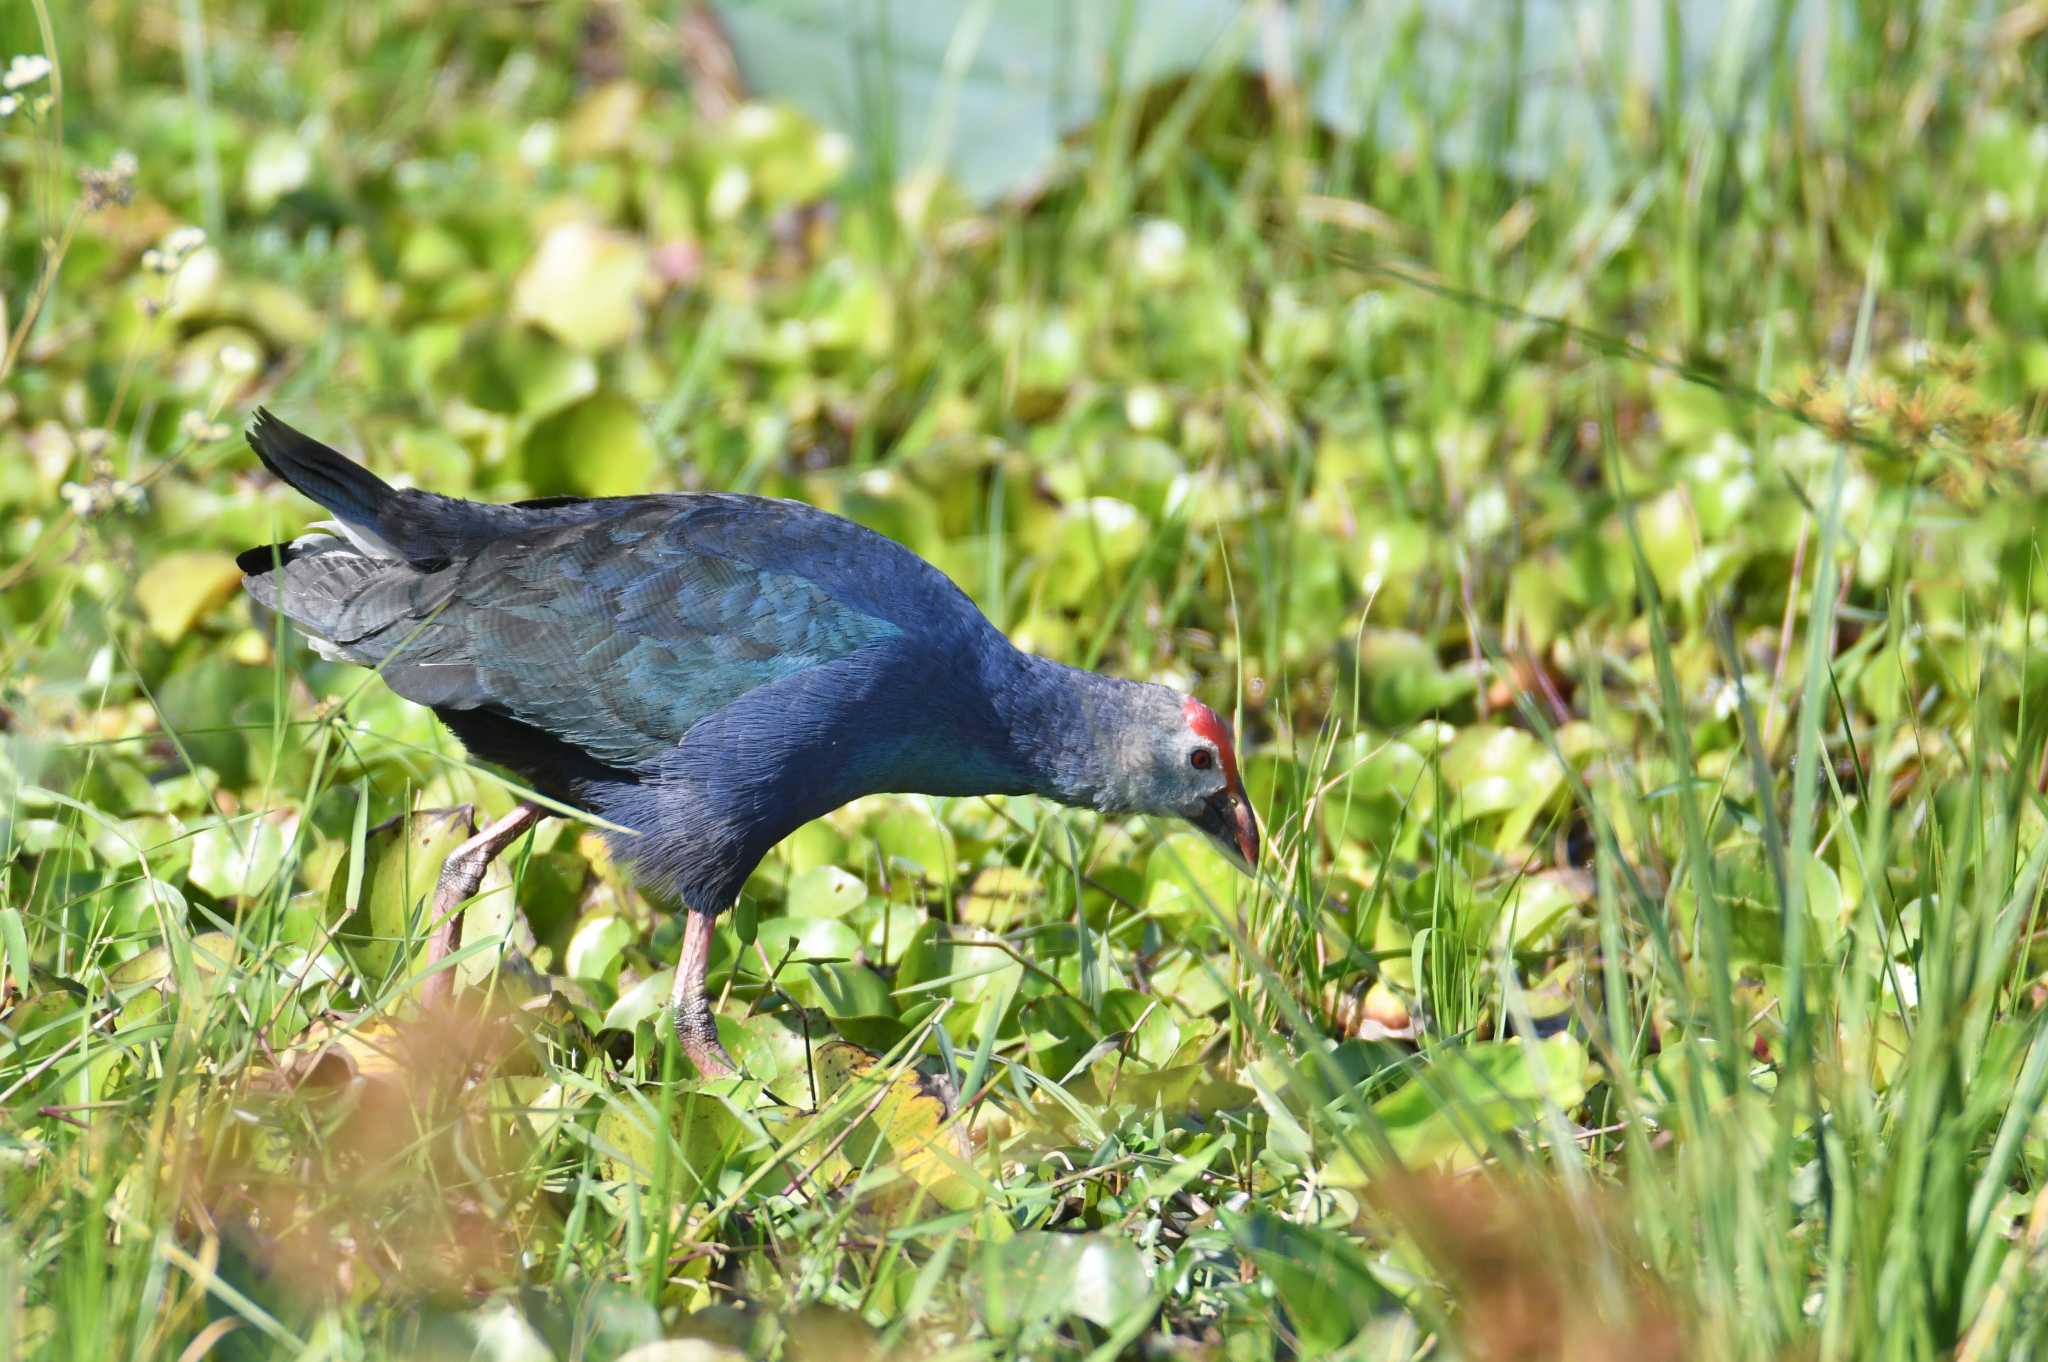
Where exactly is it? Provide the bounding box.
[512,223,648,352]
[808,1038,983,1210]
[135,551,244,642]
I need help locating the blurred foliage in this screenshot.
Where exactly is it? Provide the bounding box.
[5,0,2048,1359]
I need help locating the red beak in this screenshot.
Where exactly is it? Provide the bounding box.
[1192,786,1260,870]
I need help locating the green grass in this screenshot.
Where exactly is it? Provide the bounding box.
[5,1,2048,1358]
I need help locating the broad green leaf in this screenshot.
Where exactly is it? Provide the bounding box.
[958,865,1042,928]
[242,130,311,208]
[324,807,471,979]
[1226,1210,1391,1352]
[565,912,635,982]
[135,552,244,643]
[524,391,658,497]
[787,865,867,918]
[869,806,955,885]
[978,1231,1150,1335]
[1142,832,1241,934]
[808,1039,979,1208]
[1326,1035,1593,1180]
[187,818,291,902]
[512,221,649,352]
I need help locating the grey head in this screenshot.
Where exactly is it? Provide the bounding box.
[1029,669,1260,870]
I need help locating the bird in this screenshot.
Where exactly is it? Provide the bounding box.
[236,409,1259,1079]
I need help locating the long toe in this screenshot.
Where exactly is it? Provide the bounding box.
[675,1007,736,1079]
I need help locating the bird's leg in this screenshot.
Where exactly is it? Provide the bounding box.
[419,801,543,1005]
[671,907,736,1078]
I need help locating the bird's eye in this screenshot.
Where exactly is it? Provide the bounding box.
[1190,748,1214,771]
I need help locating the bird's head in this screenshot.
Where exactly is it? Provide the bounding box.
[1173,696,1261,870]
[1095,689,1259,871]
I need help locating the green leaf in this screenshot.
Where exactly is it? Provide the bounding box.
[512,221,649,352]
[324,807,471,979]
[755,915,861,968]
[187,818,290,902]
[565,912,635,983]
[1141,832,1242,935]
[977,1231,1151,1335]
[803,961,892,1019]
[869,806,955,885]
[242,130,312,208]
[523,390,658,497]
[135,552,245,643]
[602,968,673,1032]
[1225,1211,1390,1353]
[787,865,867,918]
[1327,1035,1594,1180]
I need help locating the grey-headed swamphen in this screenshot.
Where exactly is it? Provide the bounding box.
[237,410,1259,1078]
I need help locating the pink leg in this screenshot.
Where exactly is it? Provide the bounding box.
[419,802,543,1004]
[670,908,735,1077]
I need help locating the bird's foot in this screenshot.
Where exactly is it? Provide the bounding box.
[674,1003,738,1080]
[419,802,543,1005]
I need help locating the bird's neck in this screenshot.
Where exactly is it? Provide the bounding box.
[988,649,1157,812]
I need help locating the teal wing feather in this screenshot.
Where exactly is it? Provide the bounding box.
[313,500,900,767]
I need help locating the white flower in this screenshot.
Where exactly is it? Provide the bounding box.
[179,410,230,443]
[0,95,18,117]
[1124,384,1169,434]
[1131,217,1189,285]
[165,226,207,256]
[3,54,52,92]
[217,344,258,377]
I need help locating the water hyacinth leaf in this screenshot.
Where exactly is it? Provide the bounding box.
[1437,724,1566,845]
[803,961,893,1019]
[1019,993,1099,1078]
[808,1039,979,1207]
[524,391,658,498]
[868,805,955,885]
[242,129,312,208]
[1319,733,1433,850]
[512,221,649,352]
[135,551,245,643]
[1045,498,1148,607]
[1142,831,1242,933]
[456,328,599,419]
[957,865,1042,928]
[1355,630,1476,726]
[977,1231,1151,1335]
[324,807,472,978]
[1325,1035,1593,1180]
[1225,1210,1391,1353]
[732,1007,816,1089]
[602,967,673,1032]
[856,902,923,966]
[786,864,867,918]
[1493,870,1591,954]
[187,817,291,902]
[755,914,862,970]
[594,1089,749,1199]
[0,908,29,995]
[108,929,239,991]
[1145,947,1233,1016]
[565,912,635,983]
[1100,988,1181,1068]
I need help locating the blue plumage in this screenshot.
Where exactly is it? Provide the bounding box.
[239,410,1257,1074]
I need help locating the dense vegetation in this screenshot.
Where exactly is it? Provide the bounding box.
[5,2,2048,1358]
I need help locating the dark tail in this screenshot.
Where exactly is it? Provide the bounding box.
[247,408,399,547]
